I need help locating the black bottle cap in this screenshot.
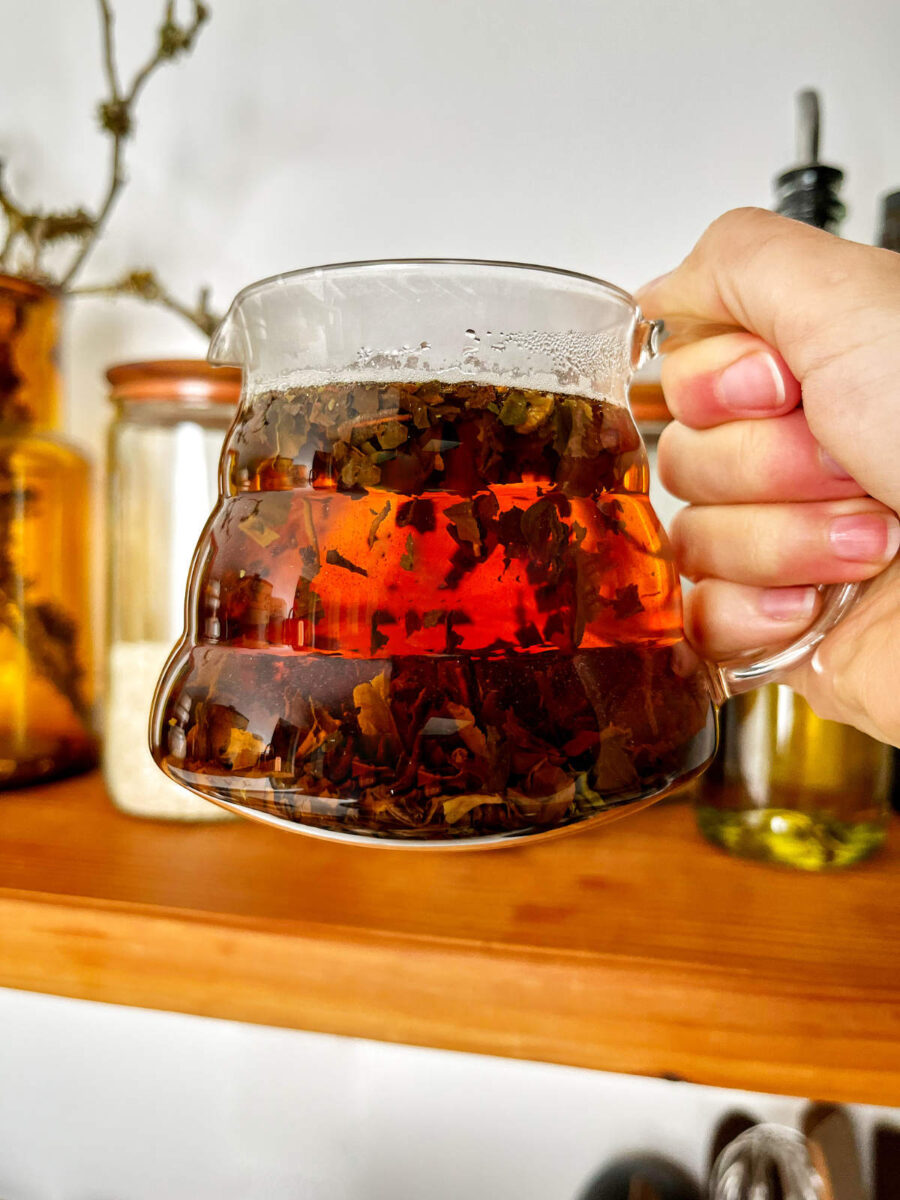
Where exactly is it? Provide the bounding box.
[773,90,846,234]
[775,165,846,232]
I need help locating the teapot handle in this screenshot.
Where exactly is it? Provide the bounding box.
[711,581,861,700]
[632,317,664,368]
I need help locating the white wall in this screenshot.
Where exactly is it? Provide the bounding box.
[2,3,900,1196]
[2,988,897,1200]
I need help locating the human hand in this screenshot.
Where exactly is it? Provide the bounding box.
[636,208,900,746]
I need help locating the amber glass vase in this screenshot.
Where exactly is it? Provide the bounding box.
[0,274,96,786]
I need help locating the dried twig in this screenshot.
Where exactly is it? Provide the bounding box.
[74,270,221,337]
[0,160,96,274]
[0,0,211,319]
[60,0,209,286]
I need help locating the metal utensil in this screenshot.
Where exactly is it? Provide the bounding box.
[578,1154,701,1200]
[801,1105,865,1200]
[707,1112,759,1181]
[708,1124,825,1200]
[872,1124,900,1200]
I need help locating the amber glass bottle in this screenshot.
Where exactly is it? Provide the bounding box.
[0,274,96,786]
[695,93,894,869]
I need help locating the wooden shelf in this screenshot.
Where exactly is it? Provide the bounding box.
[2,772,900,1105]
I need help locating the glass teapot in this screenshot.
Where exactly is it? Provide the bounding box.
[149,260,858,847]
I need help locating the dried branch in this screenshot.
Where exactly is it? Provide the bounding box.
[127,1,209,105]
[59,0,209,287]
[0,3,215,333]
[0,161,97,273]
[74,269,221,337]
[0,165,23,270]
[56,0,128,285]
[0,2,208,286]
[0,223,15,270]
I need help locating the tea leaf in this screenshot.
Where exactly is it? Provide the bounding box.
[516,392,555,433]
[396,498,436,532]
[445,702,488,757]
[596,499,627,536]
[498,392,528,427]
[370,609,396,655]
[325,549,368,577]
[367,500,391,548]
[611,583,644,619]
[592,726,639,792]
[445,499,481,548]
[442,793,504,824]
[521,497,569,564]
[563,729,600,756]
[376,420,408,450]
[296,703,342,760]
[239,513,280,548]
[338,446,381,488]
[353,672,401,755]
[224,727,265,771]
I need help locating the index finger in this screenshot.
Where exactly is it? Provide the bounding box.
[636,207,899,380]
[635,207,900,510]
[660,331,802,428]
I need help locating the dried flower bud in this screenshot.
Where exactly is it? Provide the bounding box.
[158,1,209,59]
[97,99,132,137]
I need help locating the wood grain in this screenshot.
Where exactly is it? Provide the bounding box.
[1,773,899,1104]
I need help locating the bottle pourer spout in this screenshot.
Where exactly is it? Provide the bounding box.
[774,87,846,234]
[795,88,820,165]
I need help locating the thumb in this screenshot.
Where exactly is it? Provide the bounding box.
[636,208,900,513]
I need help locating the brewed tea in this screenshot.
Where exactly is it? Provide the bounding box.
[152,380,716,842]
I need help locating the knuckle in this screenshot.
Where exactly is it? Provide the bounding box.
[733,421,768,499]
[656,423,684,495]
[669,506,718,580]
[712,206,773,234]
[683,580,717,648]
[743,512,781,580]
[703,207,778,258]
[667,507,694,572]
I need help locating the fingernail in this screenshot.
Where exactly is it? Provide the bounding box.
[715,352,786,411]
[829,514,900,562]
[819,447,854,480]
[759,586,818,622]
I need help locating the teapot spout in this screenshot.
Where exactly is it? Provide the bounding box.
[207,299,247,368]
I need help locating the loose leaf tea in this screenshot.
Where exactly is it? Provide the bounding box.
[153,380,716,842]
